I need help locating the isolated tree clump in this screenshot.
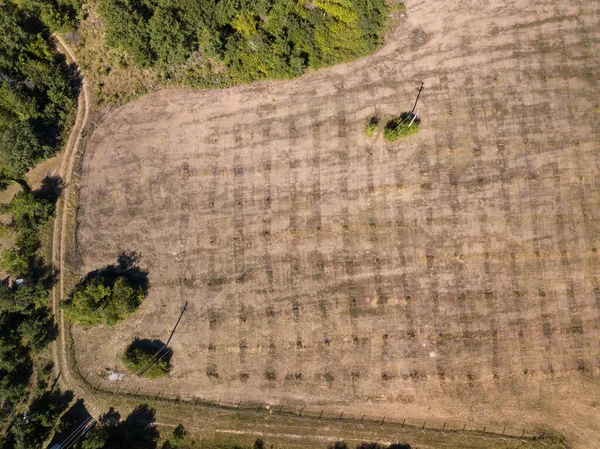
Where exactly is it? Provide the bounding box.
[383,112,420,142]
[122,339,171,378]
[62,254,149,326]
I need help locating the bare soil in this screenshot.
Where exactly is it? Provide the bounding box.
[73,0,600,447]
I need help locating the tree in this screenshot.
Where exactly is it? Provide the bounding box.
[62,254,149,326]
[122,340,171,378]
[0,248,29,277]
[63,275,145,326]
[97,0,390,83]
[0,4,77,183]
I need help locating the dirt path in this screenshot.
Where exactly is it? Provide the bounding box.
[50,34,93,406]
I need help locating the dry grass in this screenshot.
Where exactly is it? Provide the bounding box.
[67,0,599,448]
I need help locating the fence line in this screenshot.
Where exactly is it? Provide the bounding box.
[75,372,564,448]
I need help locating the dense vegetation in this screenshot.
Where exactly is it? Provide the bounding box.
[0,3,78,185]
[0,179,59,406]
[122,339,171,378]
[5,390,73,449]
[62,254,149,326]
[98,0,390,84]
[11,0,82,32]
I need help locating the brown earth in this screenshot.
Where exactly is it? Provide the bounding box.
[73,0,600,447]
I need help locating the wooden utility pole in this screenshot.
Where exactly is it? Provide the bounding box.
[411,82,425,114]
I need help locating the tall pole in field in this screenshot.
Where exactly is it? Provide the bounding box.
[411,81,424,114]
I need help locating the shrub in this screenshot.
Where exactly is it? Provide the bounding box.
[383,113,420,142]
[364,115,379,137]
[328,443,348,449]
[122,340,170,378]
[62,254,149,326]
[167,424,187,447]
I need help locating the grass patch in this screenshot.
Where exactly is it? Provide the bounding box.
[383,113,420,142]
[364,115,380,137]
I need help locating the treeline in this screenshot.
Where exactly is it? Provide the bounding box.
[99,0,390,83]
[0,3,78,185]
[0,178,60,408]
[11,0,82,31]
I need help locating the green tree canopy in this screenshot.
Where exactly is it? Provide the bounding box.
[63,274,146,326]
[0,3,77,182]
[62,254,149,326]
[122,340,171,378]
[98,0,389,83]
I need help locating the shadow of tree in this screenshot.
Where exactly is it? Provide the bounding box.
[75,404,160,449]
[80,251,149,294]
[50,398,91,447]
[10,390,74,449]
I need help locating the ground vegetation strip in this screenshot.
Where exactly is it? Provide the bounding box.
[74,0,600,447]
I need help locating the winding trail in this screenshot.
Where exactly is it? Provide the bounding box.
[50,34,93,406]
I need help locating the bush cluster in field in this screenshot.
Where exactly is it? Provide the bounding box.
[122,341,171,378]
[329,442,411,449]
[98,0,390,84]
[62,253,149,326]
[364,112,421,141]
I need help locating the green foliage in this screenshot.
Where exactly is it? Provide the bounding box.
[383,113,420,142]
[122,342,170,378]
[0,186,58,276]
[62,254,149,326]
[98,0,389,83]
[164,423,186,448]
[329,443,411,449]
[63,275,145,326]
[0,3,77,182]
[11,0,83,31]
[0,248,30,277]
[364,115,379,137]
[10,390,72,449]
[0,180,59,410]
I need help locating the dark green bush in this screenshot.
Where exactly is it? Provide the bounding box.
[62,254,149,326]
[364,115,379,137]
[122,340,170,378]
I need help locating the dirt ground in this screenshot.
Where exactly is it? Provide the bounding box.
[73,0,599,447]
